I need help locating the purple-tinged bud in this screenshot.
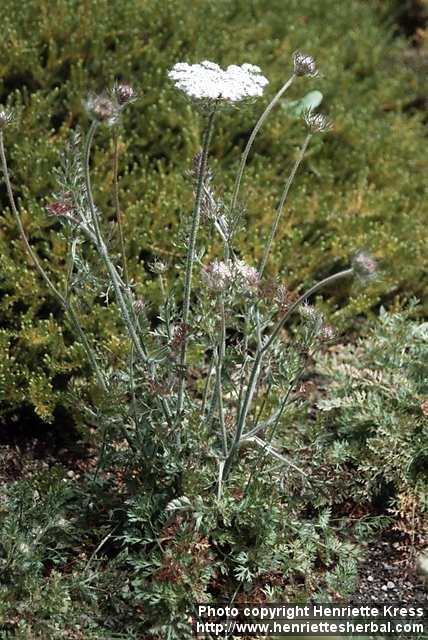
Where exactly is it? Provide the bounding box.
[293,51,318,77]
[352,252,378,279]
[320,324,336,342]
[201,260,233,291]
[45,197,75,217]
[115,84,136,106]
[299,302,318,321]
[234,259,260,291]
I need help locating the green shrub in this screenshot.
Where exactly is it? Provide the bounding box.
[0,0,427,422]
[314,303,428,509]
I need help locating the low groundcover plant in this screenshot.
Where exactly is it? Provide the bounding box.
[0,52,384,636]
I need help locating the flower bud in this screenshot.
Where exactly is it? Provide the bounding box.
[149,258,168,274]
[303,110,332,133]
[293,51,318,77]
[115,84,136,106]
[201,260,232,291]
[85,93,120,125]
[352,252,378,279]
[0,108,14,129]
[133,298,146,314]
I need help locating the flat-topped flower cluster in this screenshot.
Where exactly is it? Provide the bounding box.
[168,60,269,103]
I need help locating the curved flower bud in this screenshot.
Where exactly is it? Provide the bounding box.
[303,109,332,133]
[0,108,14,129]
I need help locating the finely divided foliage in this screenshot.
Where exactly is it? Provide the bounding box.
[0,49,373,502]
[0,49,394,637]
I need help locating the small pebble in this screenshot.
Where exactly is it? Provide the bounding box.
[387,581,395,589]
[381,585,388,591]
[367,575,374,582]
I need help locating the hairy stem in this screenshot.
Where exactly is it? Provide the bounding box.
[230,74,295,215]
[176,109,215,421]
[259,133,311,276]
[0,131,107,392]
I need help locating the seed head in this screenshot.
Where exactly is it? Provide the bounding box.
[352,252,378,279]
[303,109,332,133]
[0,108,14,129]
[85,93,120,126]
[293,51,318,77]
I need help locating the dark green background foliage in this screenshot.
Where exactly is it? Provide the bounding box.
[0,0,426,420]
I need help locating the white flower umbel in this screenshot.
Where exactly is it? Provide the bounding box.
[168,60,269,104]
[234,259,260,290]
[202,259,233,291]
[201,258,260,293]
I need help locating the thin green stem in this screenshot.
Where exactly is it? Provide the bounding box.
[113,131,129,285]
[223,267,354,479]
[84,123,146,366]
[230,74,296,215]
[201,352,215,416]
[263,268,354,353]
[259,133,311,276]
[217,300,228,456]
[0,131,107,392]
[243,355,312,497]
[84,123,173,428]
[176,109,216,421]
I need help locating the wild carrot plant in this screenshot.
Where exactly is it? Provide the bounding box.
[0,54,376,492]
[0,53,379,635]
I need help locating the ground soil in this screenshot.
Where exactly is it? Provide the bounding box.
[351,529,427,606]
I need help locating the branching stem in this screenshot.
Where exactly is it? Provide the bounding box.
[223,267,354,479]
[0,131,107,392]
[176,109,216,421]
